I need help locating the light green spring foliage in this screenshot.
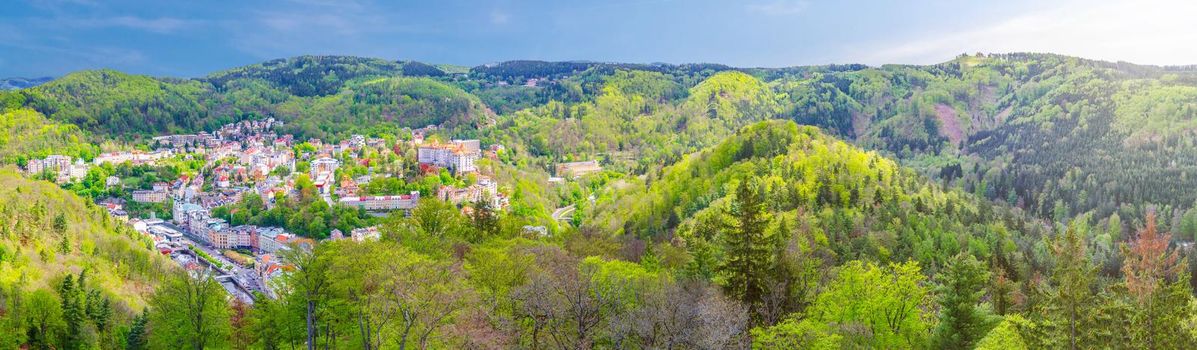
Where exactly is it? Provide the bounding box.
[147,270,231,350]
[274,76,494,139]
[596,120,1032,271]
[0,107,97,163]
[0,167,169,307]
[0,166,174,349]
[752,317,842,350]
[807,260,930,348]
[1113,82,1197,144]
[975,315,1034,350]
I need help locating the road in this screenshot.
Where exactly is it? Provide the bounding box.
[551,204,576,222]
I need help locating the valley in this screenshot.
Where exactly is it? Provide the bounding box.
[2,53,1197,348]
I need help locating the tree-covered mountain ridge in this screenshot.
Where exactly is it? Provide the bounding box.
[7,52,1197,229]
[592,119,1049,273]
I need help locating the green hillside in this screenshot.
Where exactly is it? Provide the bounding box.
[12,53,1197,231]
[205,55,406,97]
[20,69,215,137]
[271,76,495,140]
[591,120,1045,273]
[0,167,173,348]
[765,53,1197,227]
[0,107,98,163]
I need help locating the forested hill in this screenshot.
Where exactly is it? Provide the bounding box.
[6,52,1197,234]
[0,167,174,348]
[4,56,493,140]
[590,120,1048,275]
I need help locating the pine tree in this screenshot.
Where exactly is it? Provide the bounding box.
[933,252,993,349]
[126,309,149,350]
[53,212,67,232]
[1044,226,1097,350]
[718,176,773,309]
[58,274,84,350]
[989,266,1016,316]
[471,199,499,240]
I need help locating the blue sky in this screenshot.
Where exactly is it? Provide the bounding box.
[3,0,1195,78]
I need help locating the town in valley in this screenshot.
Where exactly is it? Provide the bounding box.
[22,118,602,302]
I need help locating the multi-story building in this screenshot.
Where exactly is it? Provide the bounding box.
[257,227,293,254]
[26,155,78,182]
[131,189,168,203]
[311,157,340,177]
[200,218,229,247]
[93,150,173,166]
[310,157,340,195]
[215,225,258,250]
[173,202,205,226]
[338,192,421,212]
[417,140,481,174]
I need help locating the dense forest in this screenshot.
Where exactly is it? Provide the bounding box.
[0,168,173,348]
[3,53,1197,348]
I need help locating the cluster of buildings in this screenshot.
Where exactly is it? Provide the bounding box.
[37,118,519,301]
[173,201,305,253]
[93,149,174,166]
[24,155,89,183]
[437,176,507,208]
[153,118,284,150]
[152,132,220,149]
[328,226,381,242]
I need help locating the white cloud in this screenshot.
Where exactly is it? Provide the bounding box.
[861,0,1197,65]
[746,0,809,16]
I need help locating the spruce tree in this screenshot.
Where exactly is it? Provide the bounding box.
[933,252,992,349]
[1045,226,1097,350]
[718,176,773,308]
[126,309,149,350]
[58,274,84,350]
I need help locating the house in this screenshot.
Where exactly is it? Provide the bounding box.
[336,178,360,197]
[351,226,380,242]
[105,176,121,188]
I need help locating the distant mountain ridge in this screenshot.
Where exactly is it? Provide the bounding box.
[0,76,54,90]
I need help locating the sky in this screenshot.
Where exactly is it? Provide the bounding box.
[3,0,1197,78]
